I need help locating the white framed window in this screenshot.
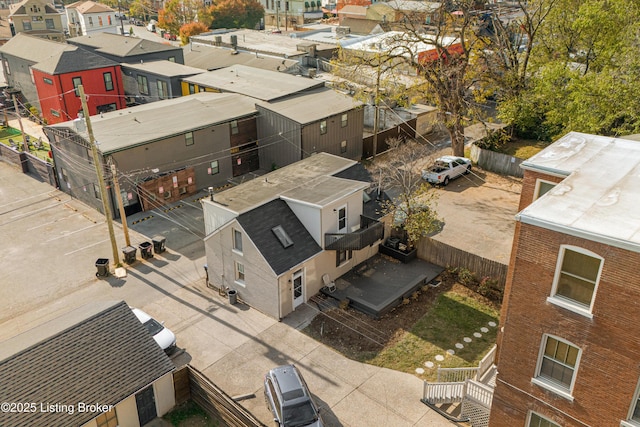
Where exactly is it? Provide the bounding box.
[210,160,219,175]
[534,178,556,200]
[230,120,238,135]
[532,334,580,400]
[320,120,327,134]
[548,245,602,316]
[234,261,245,285]
[622,378,640,427]
[337,205,347,232]
[341,113,348,127]
[233,229,242,253]
[157,80,168,99]
[527,411,560,427]
[185,131,194,146]
[336,249,352,267]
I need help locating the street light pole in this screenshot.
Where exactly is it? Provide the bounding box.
[78,85,120,267]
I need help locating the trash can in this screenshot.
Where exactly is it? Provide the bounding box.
[139,241,153,259]
[95,258,109,277]
[228,289,237,305]
[152,235,166,254]
[123,245,137,264]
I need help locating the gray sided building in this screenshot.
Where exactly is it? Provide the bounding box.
[44,92,259,217]
[257,88,364,169]
[121,60,203,105]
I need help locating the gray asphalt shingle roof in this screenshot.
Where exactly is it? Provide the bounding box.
[0,33,69,64]
[122,60,202,77]
[183,64,325,101]
[68,32,181,57]
[33,46,118,74]
[237,199,322,275]
[257,88,363,124]
[47,92,258,154]
[0,300,174,427]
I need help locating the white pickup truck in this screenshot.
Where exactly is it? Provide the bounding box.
[422,155,472,185]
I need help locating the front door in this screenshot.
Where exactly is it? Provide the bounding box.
[135,385,157,426]
[293,269,304,309]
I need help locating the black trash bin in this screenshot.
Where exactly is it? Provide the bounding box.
[152,235,166,254]
[139,241,153,259]
[122,245,137,264]
[228,289,237,305]
[95,258,109,277]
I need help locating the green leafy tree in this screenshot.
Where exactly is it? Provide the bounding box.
[129,0,155,21]
[398,1,486,157]
[209,0,264,29]
[179,21,209,44]
[500,0,640,139]
[158,0,207,36]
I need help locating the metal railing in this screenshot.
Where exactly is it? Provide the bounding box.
[324,215,384,251]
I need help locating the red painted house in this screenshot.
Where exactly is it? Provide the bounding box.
[32,45,125,124]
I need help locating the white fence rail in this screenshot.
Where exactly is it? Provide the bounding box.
[477,345,497,380]
[437,367,478,382]
[422,381,466,404]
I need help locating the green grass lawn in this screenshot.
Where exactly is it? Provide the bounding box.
[498,138,550,159]
[366,288,499,381]
[0,126,51,162]
[163,400,219,427]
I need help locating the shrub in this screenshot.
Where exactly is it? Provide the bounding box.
[457,267,477,287]
[475,128,511,152]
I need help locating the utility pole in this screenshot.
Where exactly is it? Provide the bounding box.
[110,163,131,247]
[12,95,27,152]
[78,85,120,266]
[118,0,125,35]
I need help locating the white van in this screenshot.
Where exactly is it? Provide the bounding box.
[146,21,156,32]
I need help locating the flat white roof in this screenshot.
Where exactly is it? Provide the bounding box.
[518,132,640,252]
[281,175,368,207]
[207,152,356,213]
[341,31,459,56]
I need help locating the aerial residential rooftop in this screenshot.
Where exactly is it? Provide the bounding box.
[121,60,203,77]
[280,175,368,207]
[518,132,640,252]
[208,152,357,214]
[68,32,180,57]
[190,29,335,58]
[47,92,258,153]
[183,64,325,101]
[257,87,362,124]
[0,33,68,63]
[183,44,299,72]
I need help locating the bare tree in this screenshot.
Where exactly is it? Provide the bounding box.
[369,138,440,248]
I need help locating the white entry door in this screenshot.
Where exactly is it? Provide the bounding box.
[292,269,304,309]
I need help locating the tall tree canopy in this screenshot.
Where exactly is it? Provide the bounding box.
[208,0,264,30]
[498,0,640,139]
[158,0,207,36]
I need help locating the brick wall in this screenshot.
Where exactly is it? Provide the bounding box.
[490,223,640,426]
[518,169,566,211]
[138,167,197,211]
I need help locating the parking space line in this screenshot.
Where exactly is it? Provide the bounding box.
[44,222,103,243]
[64,238,110,256]
[27,213,82,231]
[0,190,57,209]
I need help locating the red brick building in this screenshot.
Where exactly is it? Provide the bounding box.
[489,132,640,427]
[32,46,125,124]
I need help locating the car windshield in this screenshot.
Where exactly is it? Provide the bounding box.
[143,318,164,336]
[282,400,317,427]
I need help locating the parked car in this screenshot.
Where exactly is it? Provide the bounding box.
[422,155,472,186]
[163,32,177,41]
[264,365,324,427]
[131,307,176,355]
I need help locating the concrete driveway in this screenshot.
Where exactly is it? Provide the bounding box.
[0,161,455,426]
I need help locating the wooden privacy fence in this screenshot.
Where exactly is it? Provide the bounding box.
[173,365,267,427]
[469,144,524,178]
[417,238,508,286]
[0,144,56,186]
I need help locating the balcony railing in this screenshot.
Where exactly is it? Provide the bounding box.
[324,215,384,251]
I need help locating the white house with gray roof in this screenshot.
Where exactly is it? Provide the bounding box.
[203,152,386,319]
[0,300,175,427]
[68,32,184,64]
[65,0,119,37]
